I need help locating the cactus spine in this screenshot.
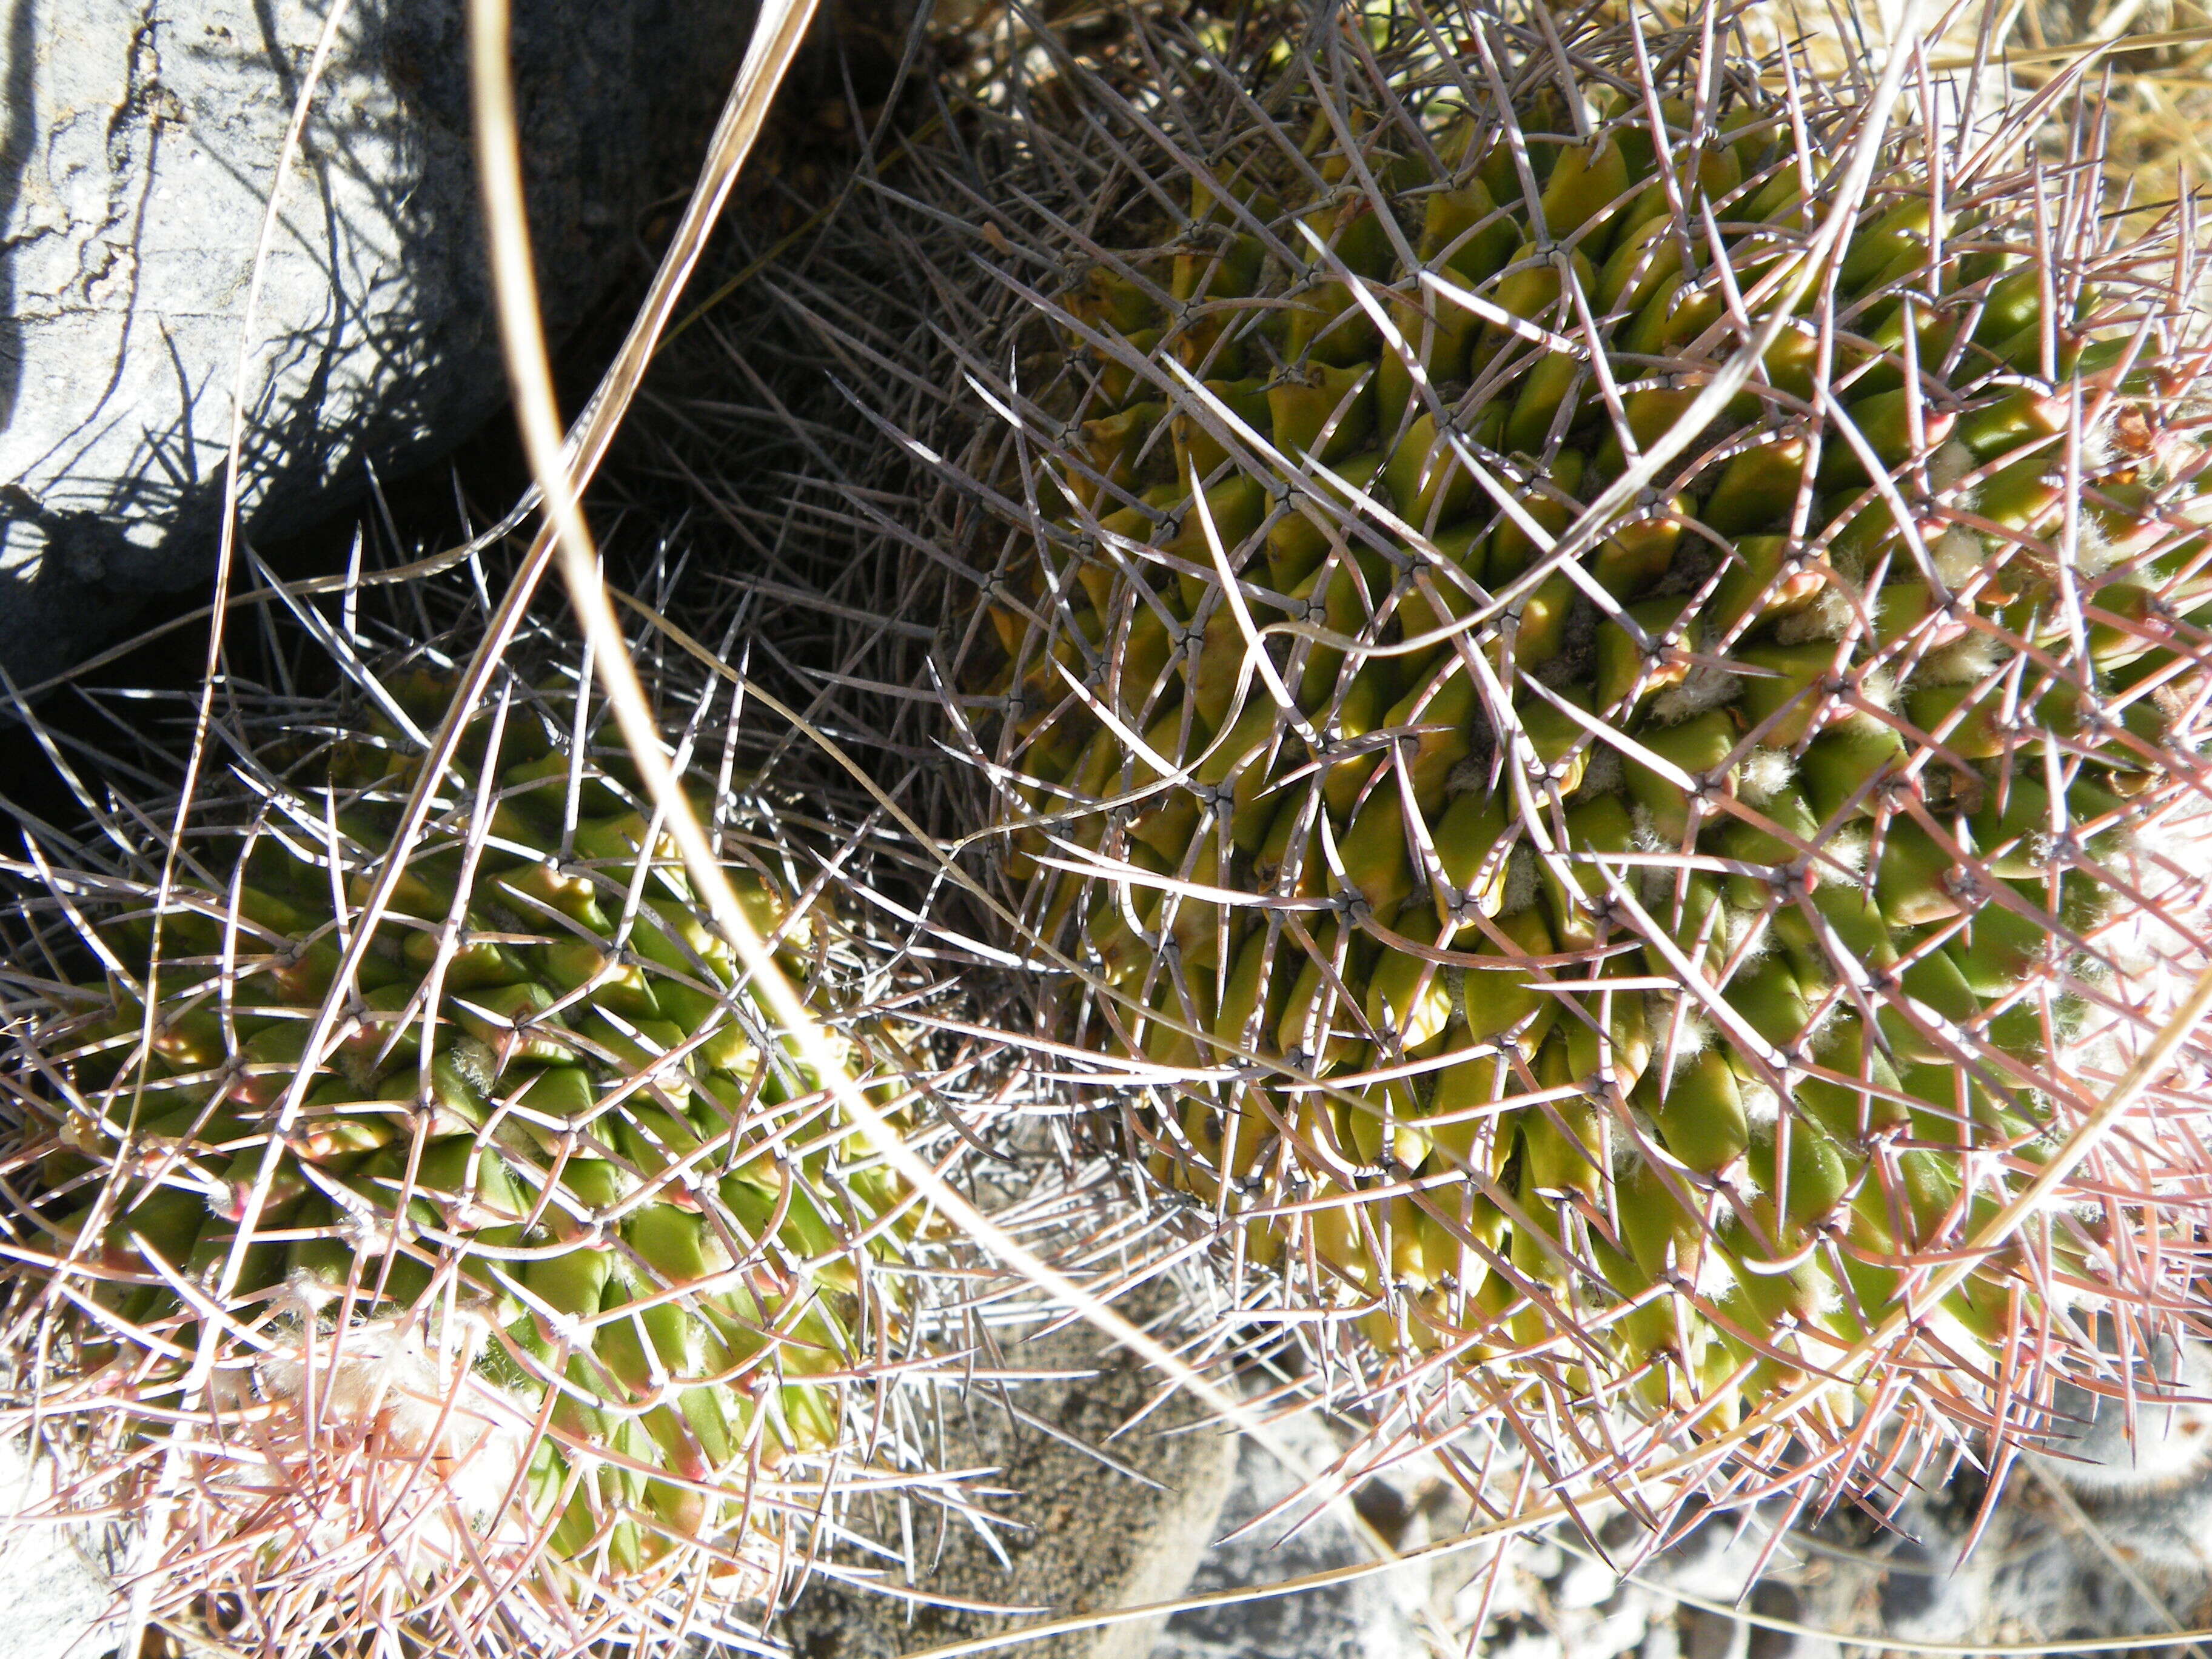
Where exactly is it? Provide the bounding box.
[870,2,2212,1495]
[1,653,948,1652]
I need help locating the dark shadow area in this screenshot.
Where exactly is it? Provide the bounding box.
[0,0,917,862]
[0,395,532,853]
[0,0,756,693]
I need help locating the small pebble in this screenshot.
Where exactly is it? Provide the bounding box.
[1578,1601,1663,1658]
[2029,1335,2212,1499]
[1683,1606,1748,1659]
[1876,1529,1985,1641]
[1483,1615,1561,1659]
[1746,1581,1832,1659]
[1518,1540,1566,1582]
[1555,1548,1621,1610]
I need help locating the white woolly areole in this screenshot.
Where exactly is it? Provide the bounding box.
[1929,437,1977,493]
[1740,1077,1785,1131]
[1693,1235,1738,1302]
[2070,518,2118,579]
[1773,584,1856,645]
[207,1305,535,1566]
[1614,1101,1658,1176]
[1651,664,1743,725]
[1731,905,1775,967]
[1936,528,1997,593]
[2074,508,2115,573]
[1738,748,1795,806]
[1823,824,1872,879]
[2081,409,2119,476]
[1913,631,2008,687]
[1658,1008,1717,1081]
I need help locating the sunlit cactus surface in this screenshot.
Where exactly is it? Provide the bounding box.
[0,634,962,1655]
[842,0,2212,1503]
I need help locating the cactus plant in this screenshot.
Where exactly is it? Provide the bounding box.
[744,0,2212,1504]
[0,634,959,1653]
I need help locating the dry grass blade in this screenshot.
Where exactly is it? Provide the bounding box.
[463,0,1439,1620]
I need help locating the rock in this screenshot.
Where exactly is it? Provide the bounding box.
[1874,1521,1986,1643]
[1974,1464,2212,1644]
[777,1298,1240,1659]
[1578,1592,1670,1658]
[1745,1581,1838,1659]
[0,1435,121,1659]
[1512,1538,1566,1584]
[1637,1502,1790,1605]
[1151,1412,1425,1659]
[2081,1475,2212,1578]
[1482,1616,1566,1659]
[2028,1335,2212,1498]
[1681,1606,1746,1659]
[1780,1455,2212,1654]
[0,0,752,687]
[1555,1546,1621,1611]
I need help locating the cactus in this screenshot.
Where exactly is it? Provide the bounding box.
[0,640,957,1652]
[739,0,2212,1503]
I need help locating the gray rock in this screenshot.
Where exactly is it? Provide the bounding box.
[1681,1606,1747,1659]
[1577,1593,1669,1658]
[0,0,751,686]
[1980,1487,2199,1645]
[1963,1458,2212,1647]
[1744,1580,1838,1659]
[1512,1538,1566,1584]
[1637,1503,1792,1606]
[1873,1523,1986,1644]
[2082,1475,2212,1578]
[776,1301,1241,1659]
[1483,1617,1567,1659]
[2028,1335,2212,1499]
[1555,1545,1621,1611]
[0,1434,121,1659]
[1151,1412,1425,1659]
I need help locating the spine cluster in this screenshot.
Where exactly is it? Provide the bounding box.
[939,4,2212,1493]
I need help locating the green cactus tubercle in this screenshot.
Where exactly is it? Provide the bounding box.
[32,671,925,1580]
[970,73,2204,1433]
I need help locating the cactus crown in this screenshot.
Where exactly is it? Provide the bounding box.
[739,0,2212,1515]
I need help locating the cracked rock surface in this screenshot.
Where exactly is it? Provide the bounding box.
[0,0,749,685]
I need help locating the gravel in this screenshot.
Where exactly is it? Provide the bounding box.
[1149,1379,2212,1659]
